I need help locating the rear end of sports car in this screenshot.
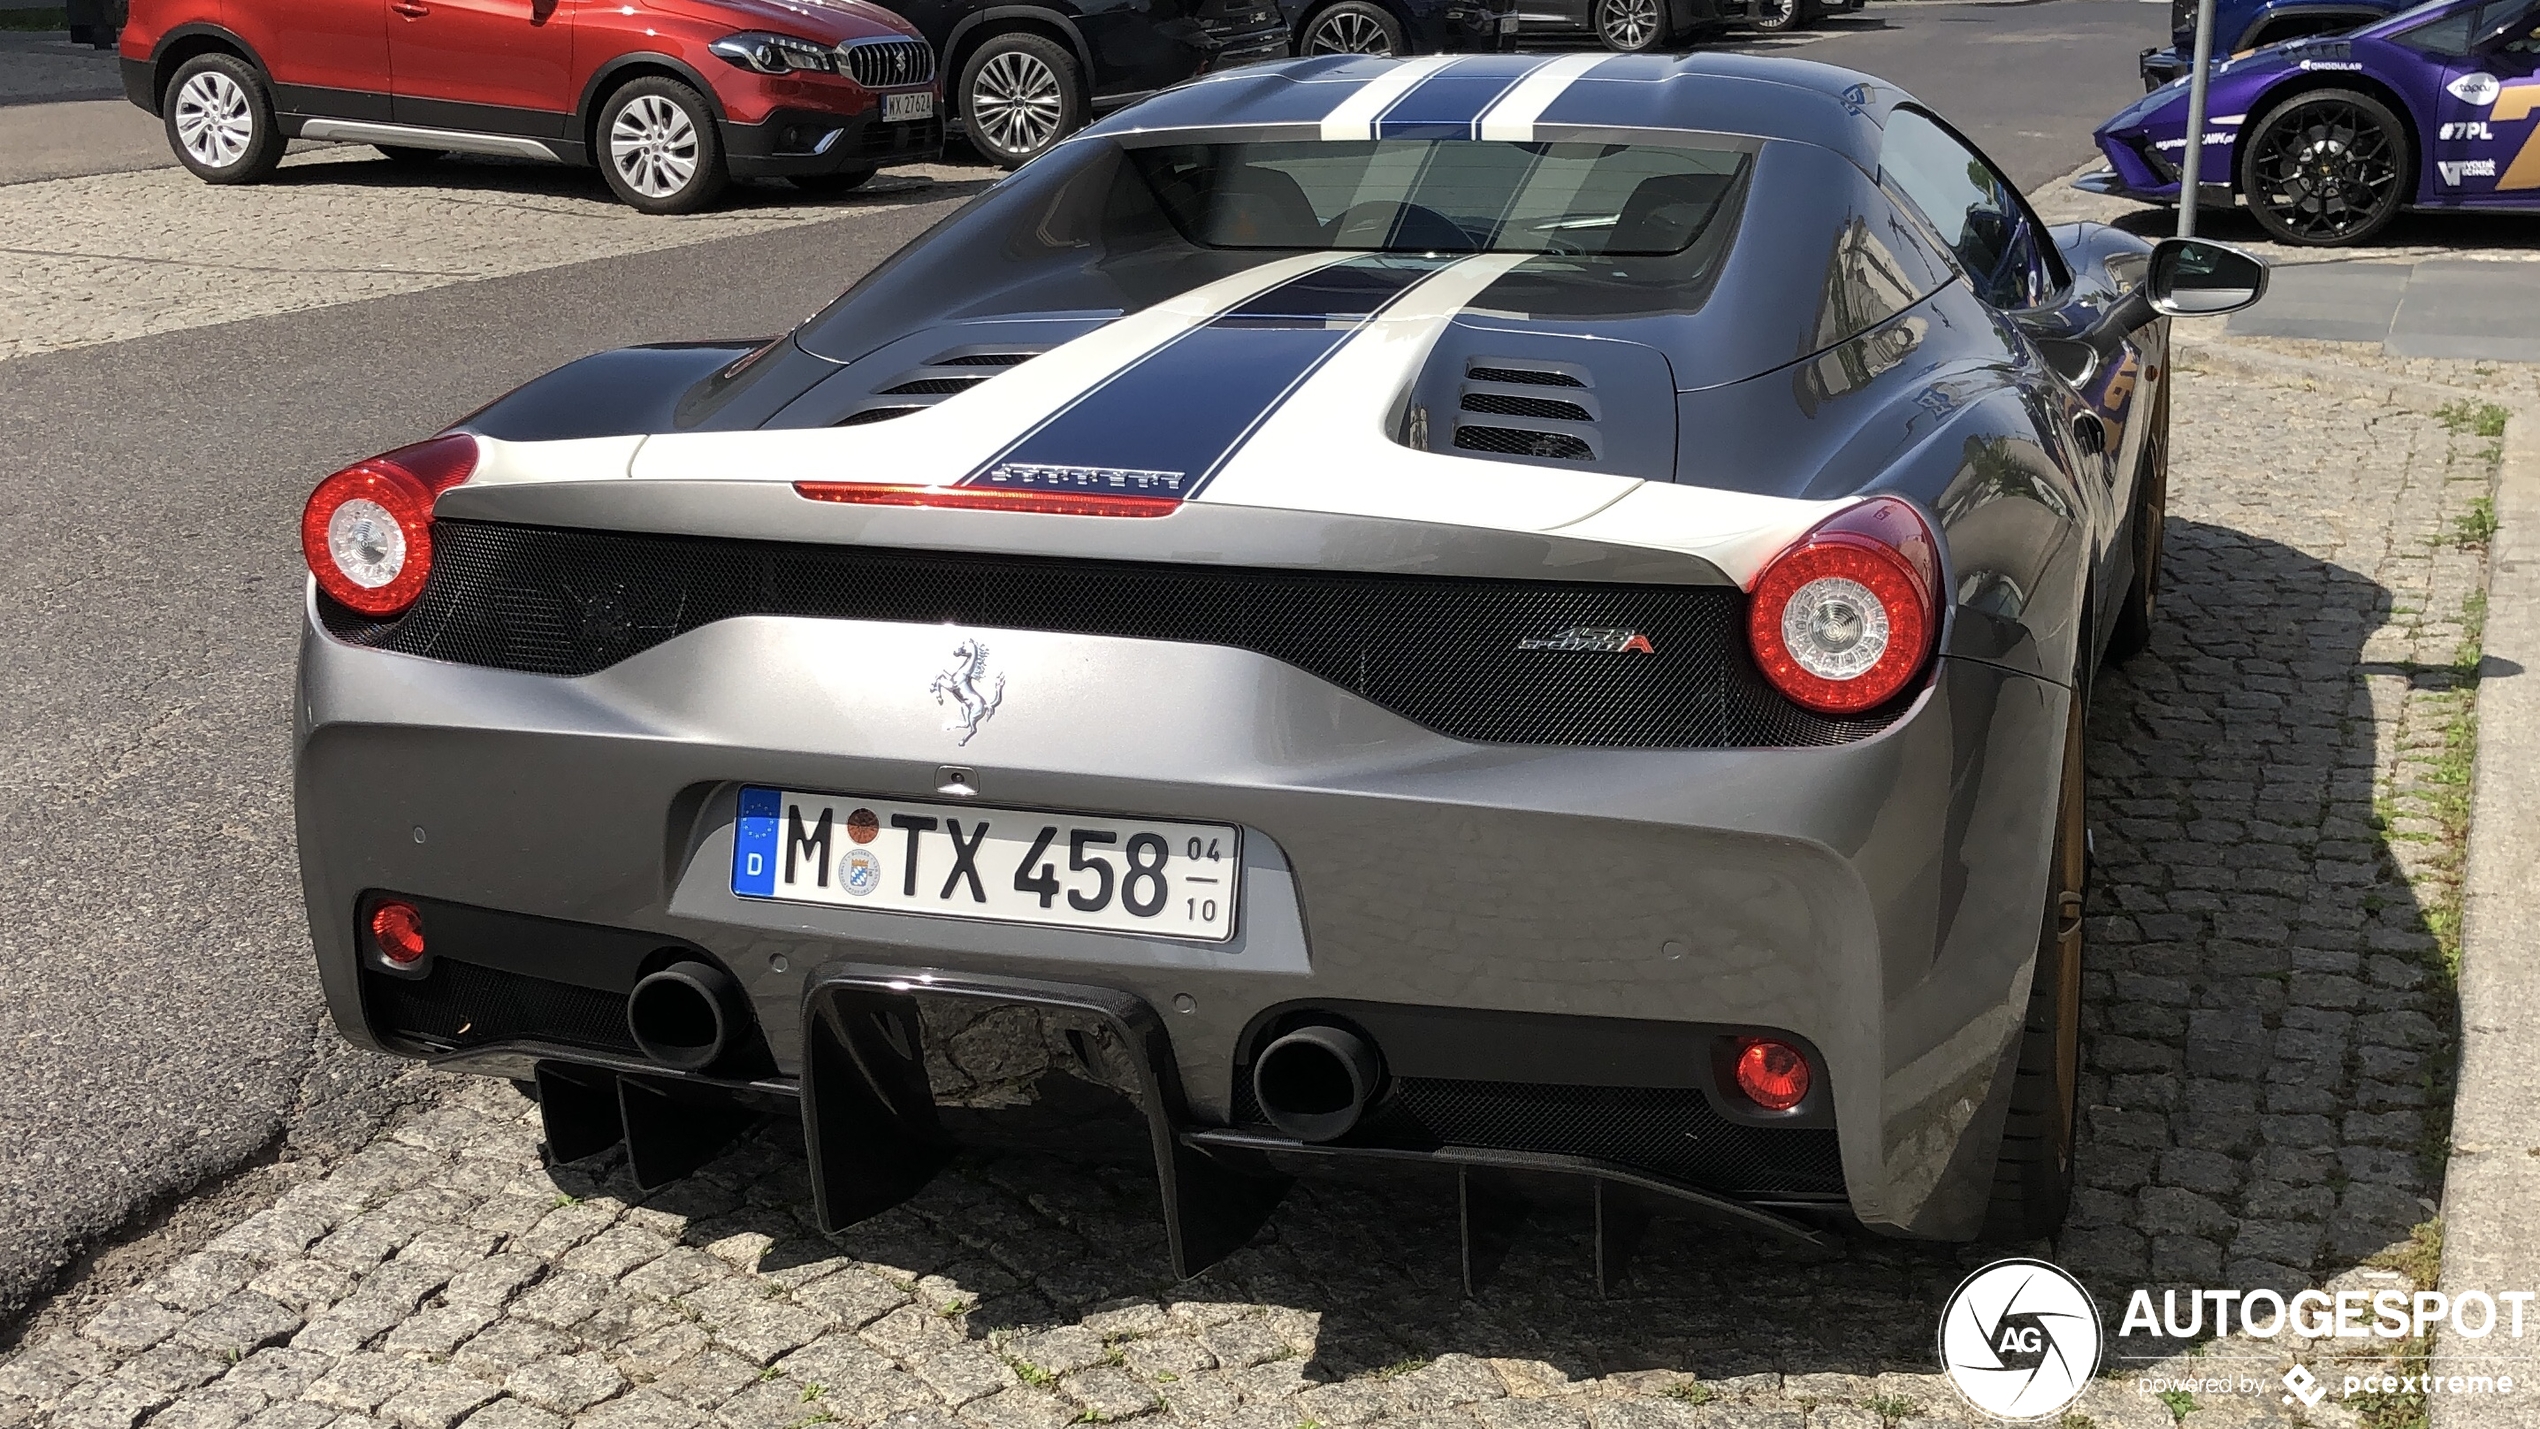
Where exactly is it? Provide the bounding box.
[294,54,2087,1277]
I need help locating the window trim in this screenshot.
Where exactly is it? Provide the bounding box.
[1878,104,2071,312]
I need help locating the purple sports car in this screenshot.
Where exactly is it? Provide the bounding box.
[2084,0,2540,244]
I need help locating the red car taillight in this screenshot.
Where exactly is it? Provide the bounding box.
[1746,496,1939,716]
[300,435,477,617]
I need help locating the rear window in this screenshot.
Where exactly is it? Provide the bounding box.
[1126,139,1751,256]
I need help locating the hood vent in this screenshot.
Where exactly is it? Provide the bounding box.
[830,346,1043,426]
[1451,357,1602,463]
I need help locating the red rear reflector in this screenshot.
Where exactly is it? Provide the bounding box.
[370,900,427,965]
[1733,1038,1811,1111]
[793,482,1181,518]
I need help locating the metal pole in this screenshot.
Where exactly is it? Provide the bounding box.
[2176,0,2218,237]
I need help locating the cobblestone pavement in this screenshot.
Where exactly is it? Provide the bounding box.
[0,352,2506,1429]
[0,150,988,363]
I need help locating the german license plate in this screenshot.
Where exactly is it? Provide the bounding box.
[883,91,933,123]
[732,788,1238,941]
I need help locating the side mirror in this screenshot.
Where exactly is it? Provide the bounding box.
[2148,236,2268,316]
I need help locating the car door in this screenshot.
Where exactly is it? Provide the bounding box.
[1880,107,2136,620]
[231,0,394,119]
[2417,0,2540,203]
[386,0,578,137]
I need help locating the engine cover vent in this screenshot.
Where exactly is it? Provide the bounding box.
[1398,324,1675,480]
[827,346,1046,426]
[1453,357,1602,463]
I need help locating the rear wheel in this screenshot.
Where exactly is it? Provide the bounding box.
[1596,0,1669,51]
[596,77,728,215]
[163,53,285,184]
[961,32,1082,169]
[2105,382,2170,664]
[1301,1,1406,54]
[2240,87,2409,246]
[1984,681,2087,1239]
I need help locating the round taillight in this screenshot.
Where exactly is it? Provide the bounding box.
[1734,1038,1810,1112]
[370,900,427,965]
[1747,496,1938,716]
[300,435,476,618]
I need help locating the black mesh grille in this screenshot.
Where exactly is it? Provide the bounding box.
[835,406,925,426]
[1455,425,1594,460]
[938,352,1038,366]
[845,37,934,87]
[1460,392,1593,421]
[321,522,1903,749]
[1467,365,1584,387]
[1232,1076,1842,1195]
[362,957,637,1057]
[880,377,983,395]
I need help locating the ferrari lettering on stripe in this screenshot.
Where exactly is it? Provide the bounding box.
[977,464,1190,495]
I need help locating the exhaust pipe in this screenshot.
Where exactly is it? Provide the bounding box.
[1252,1023,1382,1143]
[627,960,751,1072]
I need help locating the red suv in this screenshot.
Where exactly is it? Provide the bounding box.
[118,0,942,212]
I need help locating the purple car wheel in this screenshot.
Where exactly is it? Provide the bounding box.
[2240,87,2410,247]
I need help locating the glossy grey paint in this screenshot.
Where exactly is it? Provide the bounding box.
[297,584,2066,1238]
[317,55,2179,1238]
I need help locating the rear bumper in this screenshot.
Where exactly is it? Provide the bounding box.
[722,106,944,176]
[296,594,2069,1245]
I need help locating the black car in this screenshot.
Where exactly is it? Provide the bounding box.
[1279,0,1516,57]
[875,0,1290,165]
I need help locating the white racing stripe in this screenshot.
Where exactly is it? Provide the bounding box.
[1318,55,1459,141]
[622,252,1360,487]
[1199,253,1852,586]
[1475,52,1613,142]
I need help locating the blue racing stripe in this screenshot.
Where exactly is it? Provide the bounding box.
[967,256,1445,499]
[1374,55,1542,141]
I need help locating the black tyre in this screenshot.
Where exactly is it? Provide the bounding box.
[961,32,1082,169]
[1747,0,1816,32]
[595,76,728,215]
[2240,86,2410,246]
[1300,0,1406,54]
[162,53,286,184]
[373,144,445,165]
[2105,382,2171,664]
[1984,682,2087,1239]
[1595,0,1670,51]
[790,167,879,195]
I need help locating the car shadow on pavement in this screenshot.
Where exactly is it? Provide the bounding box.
[516,513,2464,1397]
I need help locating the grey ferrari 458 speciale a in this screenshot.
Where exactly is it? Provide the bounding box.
[294,51,2267,1278]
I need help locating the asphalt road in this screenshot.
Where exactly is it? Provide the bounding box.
[0,202,967,1330]
[1748,0,2166,187]
[0,0,2165,1332]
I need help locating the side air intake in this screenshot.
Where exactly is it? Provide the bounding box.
[1452,357,1602,463]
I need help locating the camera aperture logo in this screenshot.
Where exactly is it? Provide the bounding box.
[1938,1259,2103,1421]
